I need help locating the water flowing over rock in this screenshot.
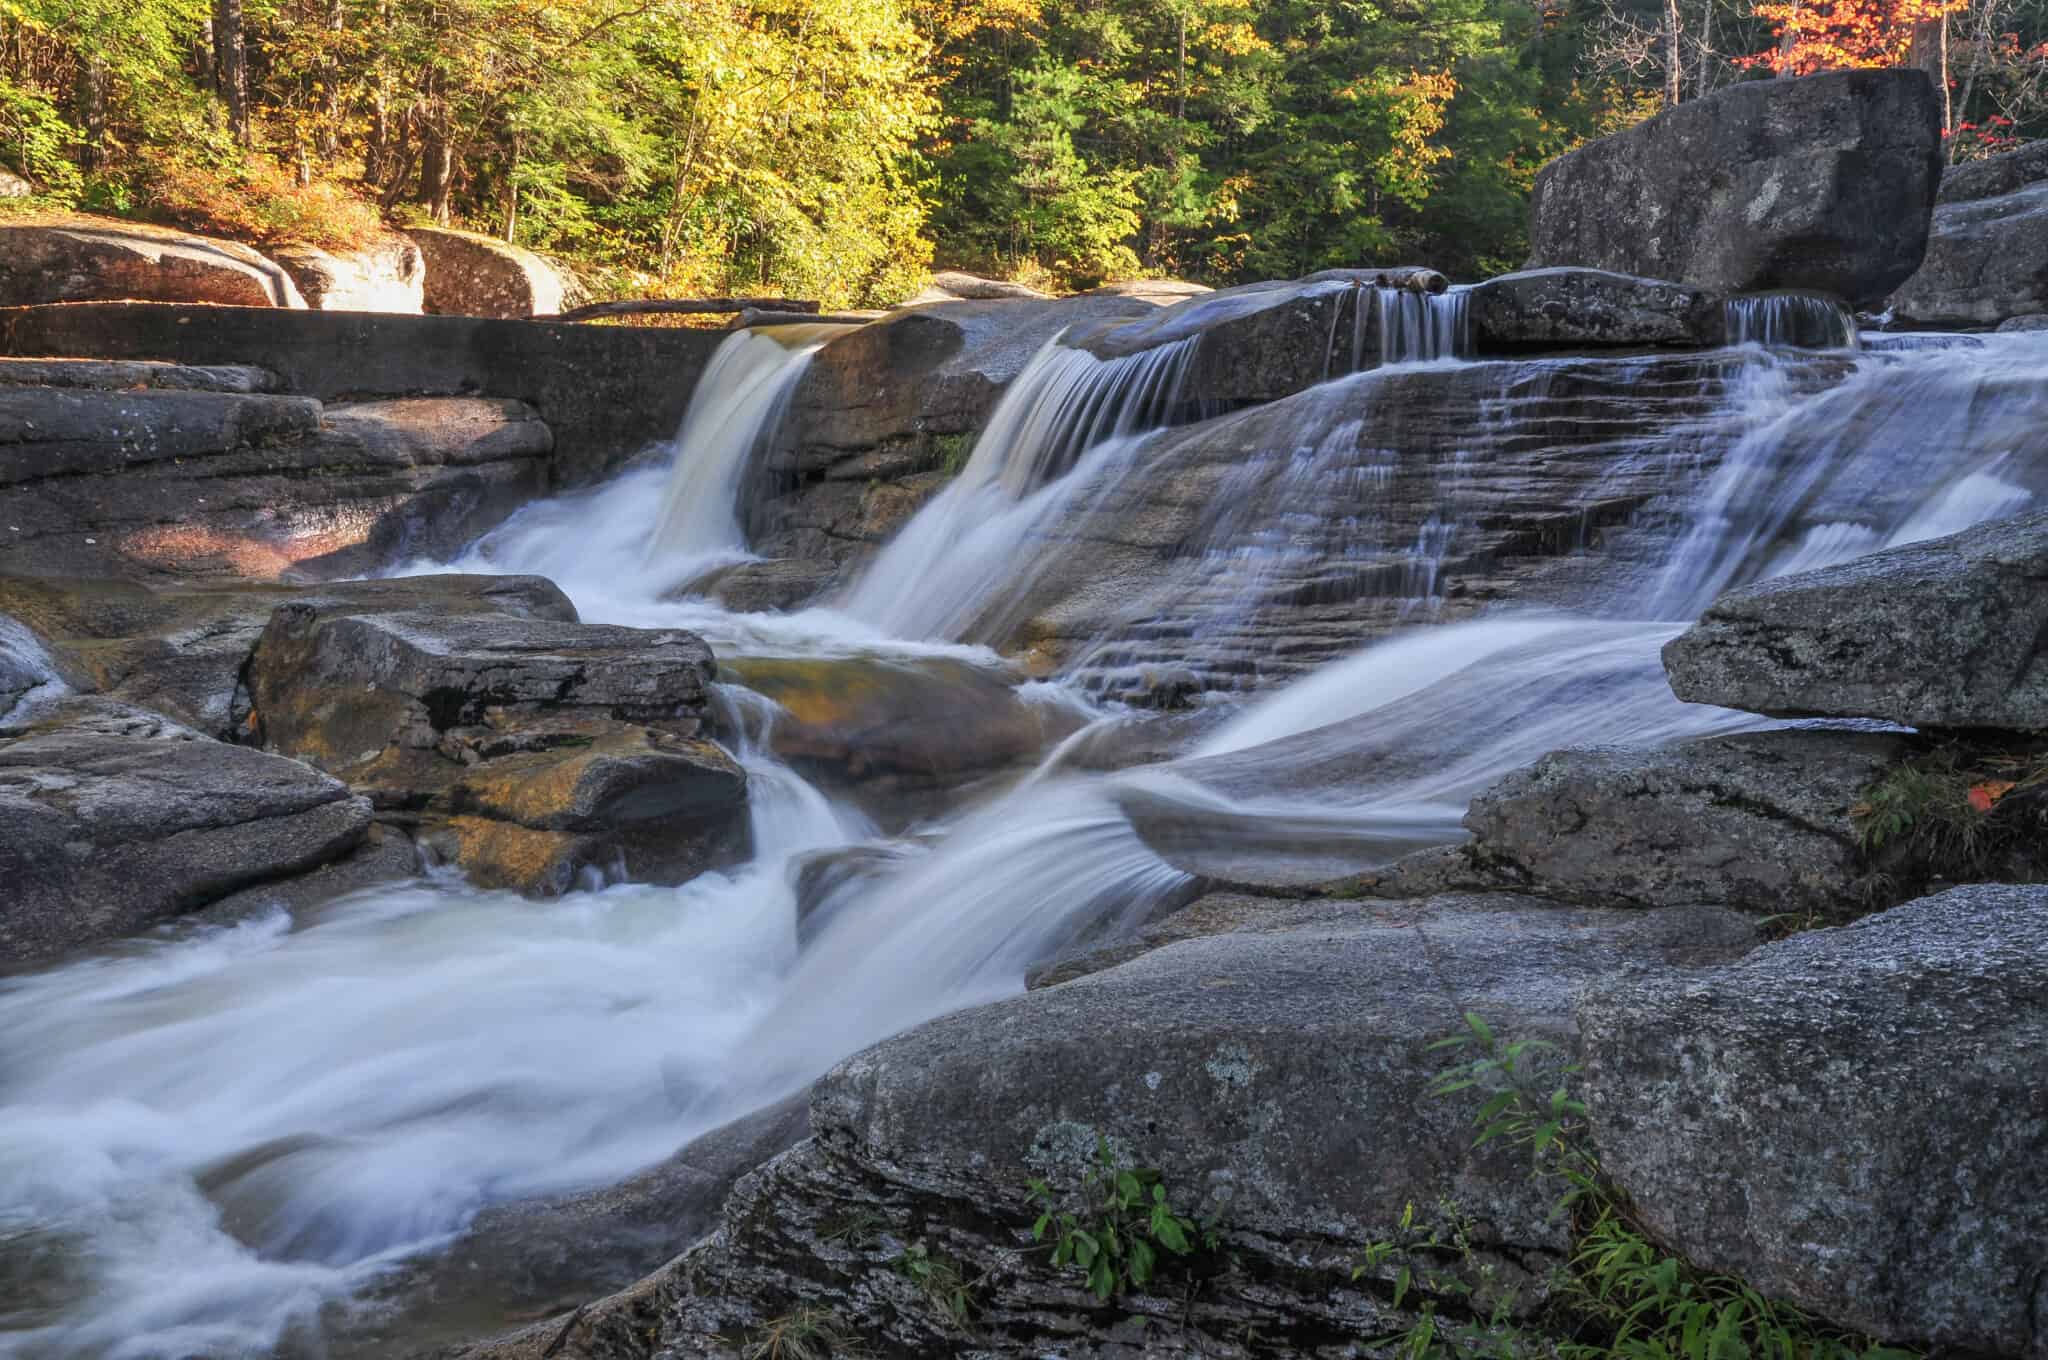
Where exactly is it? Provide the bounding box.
[0,702,372,964]
[1469,267,1724,349]
[1528,70,1943,306]
[1724,292,1859,348]
[1889,141,2048,329]
[1664,508,2048,728]
[406,226,575,318]
[0,215,307,308]
[1577,883,2048,1356]
[271,236,427,313]
[651,898,1760,1358]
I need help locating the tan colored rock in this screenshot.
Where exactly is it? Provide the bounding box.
[405,226,570,318]
[271,236,425,312]
[0,213,305,307]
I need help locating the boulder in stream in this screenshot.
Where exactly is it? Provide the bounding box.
[1468,267,1725,349]
[1664,508,2048,728]
[1578,882,2048,1356]
[1529,70,1943,306]
[1889,140,2048,328]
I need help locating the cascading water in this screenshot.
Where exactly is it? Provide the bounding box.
[1374,285,1472,365]
[8,289,2048,1360]
[0,616,68,727]
[1724,292,1859,349]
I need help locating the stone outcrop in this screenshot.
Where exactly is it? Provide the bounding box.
[1367,729,1909,916]
[1663,508,2048,728]
[0,356,276,392]
[0,302,730,487]
[406,226,573,319]
[1889,141,2048,328]
[1469,268,1724,349]
[0,380,553,583]
[0,700,372,963]
[0,215,306,308]
[1578,883,2048,1357]
[272,236,427,313]
[644,897,1758,1359]
[245,593,746,892]
[1529,70,1943,306]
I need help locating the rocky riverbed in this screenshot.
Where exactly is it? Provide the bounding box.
[0,66,2042,1360]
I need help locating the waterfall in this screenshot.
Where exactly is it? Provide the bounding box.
[1375,286,1472,365]
[834,335,1196,640]
[1724,293,1859,349]
[0,615,67,727]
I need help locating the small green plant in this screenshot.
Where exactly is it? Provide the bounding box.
[743,1305,865,1360]
[1026,1137,1216,1302]
[1852,742,2048,902]
[894,1239,980,1329]
[933,432,975,478]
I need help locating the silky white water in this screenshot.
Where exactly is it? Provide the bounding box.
[4,324,2047,1358]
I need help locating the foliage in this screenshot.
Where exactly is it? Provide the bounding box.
[893,1239,980,1328]
[743,1305,867,1360]
[1026,1136,1216,1302]
[1377,1013,1919,1360]
[1738,0,1968,74]
[1852,742,2048,897]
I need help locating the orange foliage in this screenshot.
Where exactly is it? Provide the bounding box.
[1740,0,1967,75]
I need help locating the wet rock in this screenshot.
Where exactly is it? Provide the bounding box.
[0,572,575,739]
[0,705,371,964]
[1997,313,2048,332]
[0,214,306,307]
[1024,891,1380,989]
[352,1097,811,1360]
[247,596,744,892]
[692,557,838,613]
[406,227,571,319]
[0,357,277,392]
[0,386,552,583]
[1889,165,2048,328]
[199,822,422,923]
[724,655,1061,782]
[272,237,426,313]
[791,840,922,946]
[1577,883,2048,1355]
[661,896,1760,1357]
[1529,70,1943,306]
[1393,729,1910,916]
[1469,268,1724,349]
[1663,508,2048,728]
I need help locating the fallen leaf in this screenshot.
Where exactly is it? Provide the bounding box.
[1968,780,2016,814]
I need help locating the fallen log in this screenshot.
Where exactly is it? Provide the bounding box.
[549,297,820,323]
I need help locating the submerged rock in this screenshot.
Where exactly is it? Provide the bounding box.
[0,701,371,964]
[1469,267,1724,349]
[1528,70,1943,306]
[0,214,306,308]
[1577,883,2048,1355]
[1889,143,2048,328]
[1377,729,1909,916]
[1663,508,2048,729]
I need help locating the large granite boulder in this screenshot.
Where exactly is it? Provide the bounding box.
[1370,729,1909,916]
[246,595,746,892]
[0,381,552,583]
[0,701,372,964]
[0,215,306,308]
[1469,268,1725,349]
[1889,142,2048,328]
[1664,509,2048,728]
[1528,70,1943,306]
[406,227,572,319]
[1578,883,2048,1356]
[653,897,1759,1358]
[272,236,426,313]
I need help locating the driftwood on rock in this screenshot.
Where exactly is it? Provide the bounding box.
[551,296,819,323]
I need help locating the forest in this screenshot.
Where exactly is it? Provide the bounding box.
[7,0,2046,307]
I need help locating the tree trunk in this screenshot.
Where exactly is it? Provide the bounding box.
[1695,0,1714,98]
[419,126,454,225]
[194,17,215,85]
[75,57,109,171]
[1664,0,1683,107]
[213,0,250,145]
[1910,17,1952,134]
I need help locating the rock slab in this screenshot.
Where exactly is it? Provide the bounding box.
[1578,883,2048,1356]
[1469,267,1725,349]
[1664,508,2048,729]
[0,216,306,308]
[1890,142,2048,328]
[1529,70,1943,306]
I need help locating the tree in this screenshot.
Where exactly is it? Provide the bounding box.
[1741,0,1969,76]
